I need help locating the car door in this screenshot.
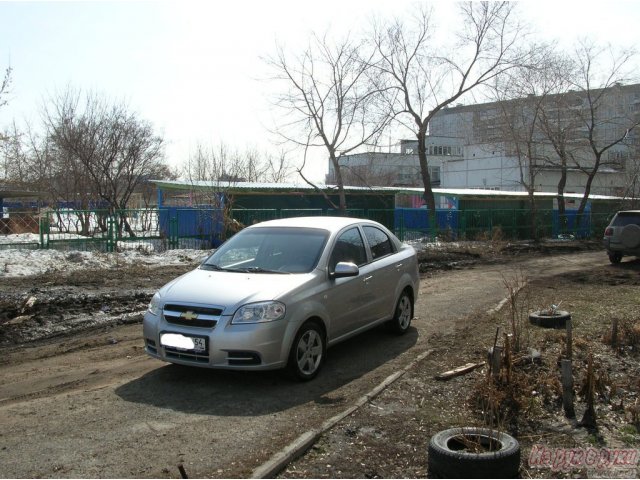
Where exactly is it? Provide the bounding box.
[323,227,375,340]
[361,225,403,324]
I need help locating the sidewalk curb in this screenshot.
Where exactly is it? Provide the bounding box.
[250,348,435,479]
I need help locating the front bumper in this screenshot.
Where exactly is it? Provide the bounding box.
[143,311,293,370]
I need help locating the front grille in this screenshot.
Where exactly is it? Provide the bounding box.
[164,304,223,316]
[226,351,262,366]
[165,347,210,363]
[163,303,222,328]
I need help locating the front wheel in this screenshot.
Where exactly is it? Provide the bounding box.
[286,321,326,381]
[387,291,413,334]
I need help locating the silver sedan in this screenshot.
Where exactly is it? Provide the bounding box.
[143,216,420,380]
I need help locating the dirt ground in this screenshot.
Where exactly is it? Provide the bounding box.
[0,241,638,478]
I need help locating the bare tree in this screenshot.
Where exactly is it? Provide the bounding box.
[0,66,13,172]
[566,40,640,216]
[0,66,10,110]
[181,142,293,194]
[1,122,26,183]
[264,150,294,183]
[372,2,528,230]
[325,154,398,187]
[180,142,293,237]
[534,52,582,220]
[267,32,388,212]
[491,45,577,239]
[44,88,166,236]
[621,145,640,208]
[493,85,545,239]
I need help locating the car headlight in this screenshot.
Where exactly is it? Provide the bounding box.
[147,293,163,316]
[231,301,286,324]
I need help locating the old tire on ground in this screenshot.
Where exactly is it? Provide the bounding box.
[529,310,571,329]
[427,427,520,478]
[286,320,326,381]
[608,251,623,264]
[386,290,413,334]
[620,224,640,249]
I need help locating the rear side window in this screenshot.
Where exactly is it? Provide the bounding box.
[329,228,367,271]
[363,226,395,260]
[612,212,640,227]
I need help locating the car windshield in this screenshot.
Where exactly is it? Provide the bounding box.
[202,227,330,274]
[611,212,640,227]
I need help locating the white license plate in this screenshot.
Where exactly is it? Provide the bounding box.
[160,333,207,352]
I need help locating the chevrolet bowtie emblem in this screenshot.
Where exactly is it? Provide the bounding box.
[180,311,199,321]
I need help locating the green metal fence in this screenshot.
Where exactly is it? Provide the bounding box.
[0,207,614,252]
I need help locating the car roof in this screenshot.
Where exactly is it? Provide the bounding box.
[249,216,377,232]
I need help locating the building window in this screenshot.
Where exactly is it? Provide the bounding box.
[429,166,441,184]
[427,145,461,156]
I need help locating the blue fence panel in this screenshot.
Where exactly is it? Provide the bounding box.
[394,208,459,240]
[552,205,592,239]
[159,207,225,248]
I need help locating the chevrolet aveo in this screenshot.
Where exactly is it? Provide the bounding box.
[143,217,420,380]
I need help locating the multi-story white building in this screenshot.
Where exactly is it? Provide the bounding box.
[329,82,640,195]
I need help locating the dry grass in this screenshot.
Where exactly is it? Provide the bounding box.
[470,261,640,450]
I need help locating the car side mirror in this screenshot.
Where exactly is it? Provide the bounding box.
[331,261,359,279]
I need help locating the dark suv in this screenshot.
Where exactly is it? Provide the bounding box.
[603,210,640,263]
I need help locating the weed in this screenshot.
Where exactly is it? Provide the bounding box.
[602,315,640,354]
[501,269,530,353]
[585,433,600,446]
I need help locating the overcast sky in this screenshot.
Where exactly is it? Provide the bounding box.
[1,0,639,182]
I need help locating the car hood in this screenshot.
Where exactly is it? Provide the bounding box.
[157,268,317,313]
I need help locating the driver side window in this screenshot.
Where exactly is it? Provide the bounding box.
[329,228,367,272]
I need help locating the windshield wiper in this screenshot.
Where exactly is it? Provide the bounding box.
[201,264,288,274]
[200,263,231,271]
[237,266,289,274]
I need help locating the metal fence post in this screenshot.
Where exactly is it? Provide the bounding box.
[39,215,49,249]
[107,215,116,252]
[169,215,178,249]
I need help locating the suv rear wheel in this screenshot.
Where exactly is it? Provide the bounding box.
[608,251,622,264]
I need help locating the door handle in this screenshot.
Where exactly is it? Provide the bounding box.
[364,275,373,282]
[395,263,403,269]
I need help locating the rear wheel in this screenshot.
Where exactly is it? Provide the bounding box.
[287,321,325,381]
[387,290,413,334]
[608,251,623,264]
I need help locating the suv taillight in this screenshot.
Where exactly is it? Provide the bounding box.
[604,227,614,236]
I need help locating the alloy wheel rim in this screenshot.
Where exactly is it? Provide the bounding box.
[398,296,412,329]
[297,330,322,375]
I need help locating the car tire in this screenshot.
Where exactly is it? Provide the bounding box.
[620,224,640,249]
[427,427,521,479]
[608,251,623,264]
[286,320,326,381]
[529,310,571,329]
[387,290,413,335]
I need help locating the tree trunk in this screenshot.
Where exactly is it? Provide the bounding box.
[528,189,539,241]
[417,128,437,237]
[557,155,567,227]
[577,171,595,217]
[329,153,348,213]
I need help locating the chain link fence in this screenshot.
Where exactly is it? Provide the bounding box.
[0,207,613,252]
